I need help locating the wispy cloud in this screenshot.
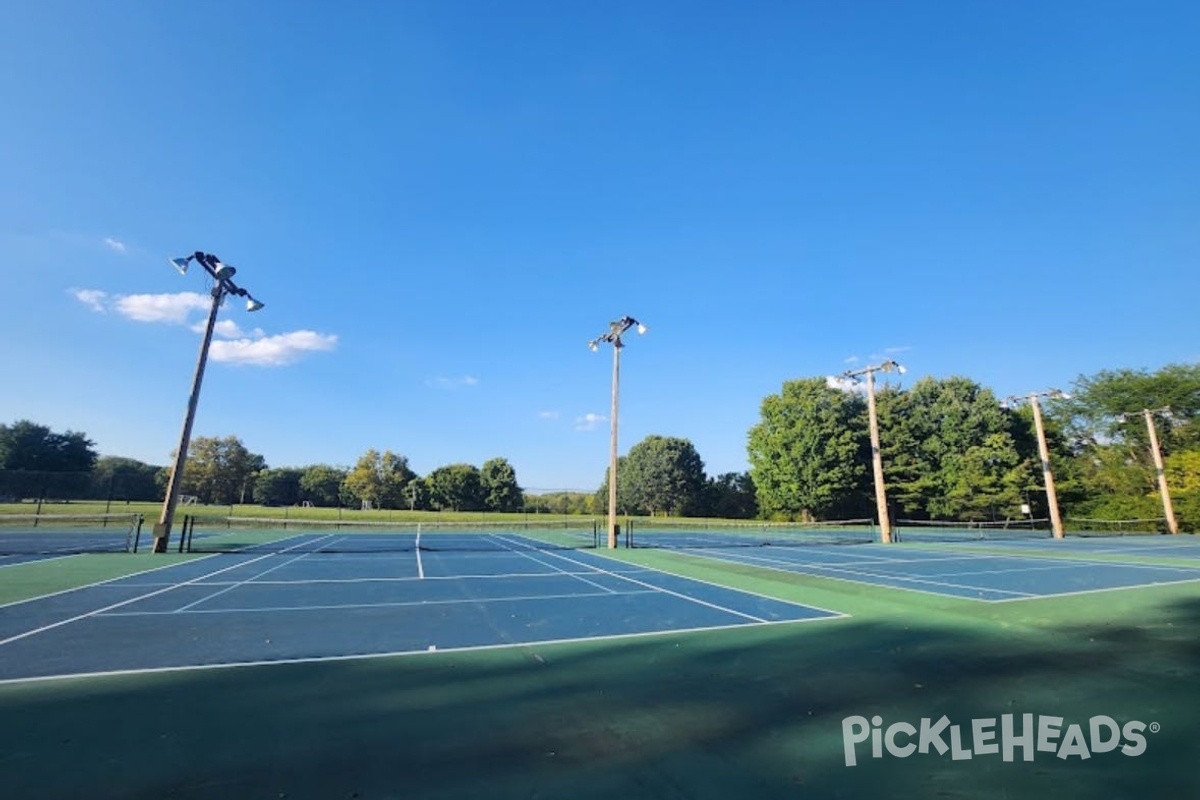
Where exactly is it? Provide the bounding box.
[103,237,127,254]
[538,411,560,421]
[71,288,109,313]
[882,345,912,355]
[843,355,859,365]
[426,375,480,389]
[210,331,338,366]
[574,412,607,431]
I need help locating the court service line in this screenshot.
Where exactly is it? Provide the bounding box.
[101,589,663,617]
[172,536,339,613]
[492,535,773,622]
[0,537,326,647]
[485,535,618,594]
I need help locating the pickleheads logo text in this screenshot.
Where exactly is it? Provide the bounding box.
[841,714,1157,767]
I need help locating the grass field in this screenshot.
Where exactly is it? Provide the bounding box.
[1,534,1198,799]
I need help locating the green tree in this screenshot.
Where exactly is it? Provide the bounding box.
[704,472,758,519]
[747,378,870,520]
[480,457,522,512]
[88,457,164,502]
[254,468,304,506]
[0,420,97,472]
[880,377,1026,521]
[426,464,485,511]
[170,436,267,505]
[618,436,708,516]
[298,465,348,507]
[343,450,415,510]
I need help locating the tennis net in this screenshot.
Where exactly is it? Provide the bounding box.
[626,519,879,549]
[0,513,142,554]
[182,515,601,553]
[894,518,1052,542]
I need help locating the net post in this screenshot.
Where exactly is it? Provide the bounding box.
[132,514,144,553]
[177,515,188,553]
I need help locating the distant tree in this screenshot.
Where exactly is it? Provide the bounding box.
[253,468,304,507]
[404,477,433,511]
[170,436,267,505]
[747,379,870,520]
[298,465,348,507]
[704,472,758,519]
[0,420,97,472]
[879,377,1027,521]
[480,457,522,512]
[0,420,98,500]
[88,457,163,502]
[426,464,485,511]
[617,435,708,516]
[343,450,415,509]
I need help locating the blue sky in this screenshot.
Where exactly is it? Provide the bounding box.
[2,1,1197,492]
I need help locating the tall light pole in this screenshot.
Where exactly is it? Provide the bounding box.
[842,359,906,544]
[589,316,647,549]
[1117,407,1179,535]
[1004,389,1069,540]
[153,252,264,553]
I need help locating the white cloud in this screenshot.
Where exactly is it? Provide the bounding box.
[72,287,336,367]
[574,412,607,431]
[103,237,127,253]
[72,288,109,313]
[883,345,912,355]
[843,355,859,365]
[826,375,865,394]
[538,411,560,421]
[114,292,211,324]
[209,330,338,366]
[426,376,480,389]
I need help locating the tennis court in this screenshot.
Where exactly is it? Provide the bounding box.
[0,532,840,682]
[665,532,1200,601]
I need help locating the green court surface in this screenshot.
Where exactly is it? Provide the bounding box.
[1,546,1199,799]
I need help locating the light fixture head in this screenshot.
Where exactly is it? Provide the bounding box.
[169,256,191,275]
[588,341,599,352]
[896,364,908,375]
[636,323,648,335]
[245,296,265,312]
[212,263,236,281]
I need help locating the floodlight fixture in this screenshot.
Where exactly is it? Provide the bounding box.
[245,296,265,313]
[169,256,191,275]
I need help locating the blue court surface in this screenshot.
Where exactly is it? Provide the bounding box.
[0,534,840,683]
[675,535,1200,602]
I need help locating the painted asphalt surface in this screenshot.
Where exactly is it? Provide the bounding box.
[0,534,838,683]
[674,535,1200,601]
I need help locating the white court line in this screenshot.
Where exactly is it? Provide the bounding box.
[100,589,662,616]
[686,548,1035,598]
[0,613,840,687]
[65,568,656,589]
[989,576,1200,603]
[0,553,229,611]
[0,553,82,569]
[0,538,323,647]
[486,535,619,595]
[493,535,775,622]
[172,535,338,613]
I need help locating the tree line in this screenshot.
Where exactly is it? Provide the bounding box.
[3,362,1197,529]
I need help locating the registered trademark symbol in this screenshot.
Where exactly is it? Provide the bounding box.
[1149,722,1161,734]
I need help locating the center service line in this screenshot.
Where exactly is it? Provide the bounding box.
[172,535,339,612]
